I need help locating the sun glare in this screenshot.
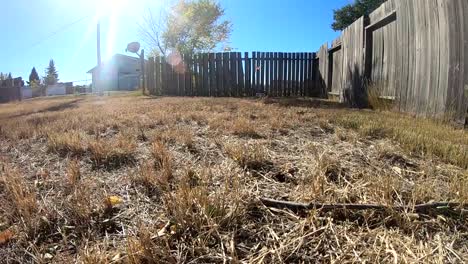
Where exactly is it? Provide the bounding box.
[96,0,127,19]
[94,0,127,59]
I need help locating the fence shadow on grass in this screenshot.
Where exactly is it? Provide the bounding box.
[8,98,84,119]
[261,97,347,110]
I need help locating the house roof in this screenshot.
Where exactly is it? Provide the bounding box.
[87,54,141,73]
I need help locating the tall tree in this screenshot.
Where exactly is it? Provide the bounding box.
[0,73,4,81]
[44,59,59,85]
[140,0,232,56]
[7,72,12,80]
[28,67,40,86]
[332,0,386,31]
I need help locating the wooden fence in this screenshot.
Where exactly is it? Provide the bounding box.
[146,52,322,97]
[317,0,468,123]
[0,78,23,103]
[145,0,467,123]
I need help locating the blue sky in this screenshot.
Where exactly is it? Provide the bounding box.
[1,0,349,84]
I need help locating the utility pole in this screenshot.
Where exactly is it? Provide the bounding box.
[140,49,145,94]
[96,21,101,94]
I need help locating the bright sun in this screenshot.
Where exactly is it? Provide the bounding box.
[96,0,127,19]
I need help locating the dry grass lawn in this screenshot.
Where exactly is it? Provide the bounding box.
[0,94,466,263]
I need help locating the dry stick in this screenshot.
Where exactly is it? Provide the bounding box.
[260,198,463,214]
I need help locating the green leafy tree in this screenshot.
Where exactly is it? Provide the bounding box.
[140,0,232,55]
[332,0,386,31]
[44,59,59,85]
[28,67,40,86]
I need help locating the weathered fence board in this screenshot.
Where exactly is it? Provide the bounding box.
[147,51,318,97]
[316,43,329,98]
[321,0,467,122]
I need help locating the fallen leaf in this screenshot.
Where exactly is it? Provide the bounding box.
[0,229,14,245]
[105,196,123,207]
[112,253,121,261]
[392,166,402,175]
[43,253,53,260]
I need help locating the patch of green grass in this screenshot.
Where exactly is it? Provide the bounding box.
[330,111,467,168]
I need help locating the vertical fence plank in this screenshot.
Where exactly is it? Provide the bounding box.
[155,56,161,95]
[223,52,230,96]
[259,52,264,93]
[288,53,293,96]
[302,52,308,96]
[179,56,184,96]
[286,52,292,96]
[215,53,221,96]
[244,52,250,96]
[237,52,244,96]
[230,52,237,96]
[298,53,303,96]
[278,53,283,96]
[269,52,273,94]
[310,52,315,96]
[293,53,298,95]
[268,52,273,96]
[291,53,297,96]
[274,52,277,95]
[209,53,215,96]
[301,52,307,96]
[192,55,197,96]
[161,58,167,95]
[252,52,257,94]
[202,53,208,96]
[184,54,191,96]
[199,54,203,96]
[265,52,270,95]
[296,53,301,96]
[146,57,154,95]
[231,52,239,96]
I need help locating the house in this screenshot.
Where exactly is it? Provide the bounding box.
[87,54,142,91]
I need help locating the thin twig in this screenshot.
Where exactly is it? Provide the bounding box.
[260,198,464,214]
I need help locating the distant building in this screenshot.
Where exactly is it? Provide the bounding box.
[22,86,32,99]
[46,82,74,96]
[87,54,142,91]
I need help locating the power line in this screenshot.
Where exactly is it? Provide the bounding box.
[29,15,91,49]
[64,79,91,83]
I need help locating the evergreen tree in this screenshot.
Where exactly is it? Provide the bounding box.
[28,67,40,86]
[7,72,12,80]
[44,59,59,85]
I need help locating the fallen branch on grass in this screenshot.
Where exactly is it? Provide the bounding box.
[260,198,464,214]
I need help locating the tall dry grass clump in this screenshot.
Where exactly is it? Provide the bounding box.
[47,131,86,156]
[366,80,394,111]
[225,142,271,170]
[89,135,137,169]
[151,140,173,182]
[231,117,262,138]
[66,159,81,187]
[0,167,38,231]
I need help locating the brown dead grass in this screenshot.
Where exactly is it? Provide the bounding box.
[0,95,466,263]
